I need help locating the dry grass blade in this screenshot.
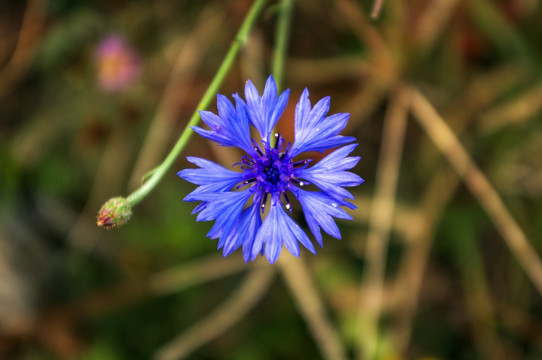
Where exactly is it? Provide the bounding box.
[351,195,417,243]
[154,264,275,360]
[149,254,248,296]
[478,81,542,134]
[387,64,528,354]
[0,0,47,98]
[279,254,347,360]
[413,0,459,48]
[389,166,460,354]
[59,255,248,320]
[370,0,385,19]
[410,88,542,296]
[358,86,410,360]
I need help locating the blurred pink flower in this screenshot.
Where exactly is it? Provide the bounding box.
[95,35,141,92]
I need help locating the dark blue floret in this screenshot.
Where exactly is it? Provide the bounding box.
[178,75,363,264]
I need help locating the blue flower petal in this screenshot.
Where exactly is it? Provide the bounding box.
[183,183,234,202]
[272,90,289,132]
[219,203,261,262]
[217,94,237,123]
[187,190,251,223]
[261,76,278,126]
[310,143,362,171]
[296,144,363,202]
[194,190,252,244]
[244,76,290,142]
[178,157,243,187]
[297,189,353,247]
[294,88,311,132]
[191,202,208,214]
[252,201,316,264]
[194,93,254,154]
[179,158,244,206]
[290,89,355,157]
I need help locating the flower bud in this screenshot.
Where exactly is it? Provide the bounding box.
[97,197,132,228]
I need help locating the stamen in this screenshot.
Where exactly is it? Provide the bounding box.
[260,192,268,212]
[283,142,292,153]
[291,178,307,187]
[233,156,255,169]
[242,156,254,165]
[251,139,264,157]
[283,193,292,212]
[274,133,282,149]
[293,160,310,168]
[235,178,257,189]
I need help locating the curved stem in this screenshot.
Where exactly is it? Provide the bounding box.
[126,0,268,206]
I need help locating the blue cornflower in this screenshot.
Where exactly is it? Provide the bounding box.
[178,76,363,264]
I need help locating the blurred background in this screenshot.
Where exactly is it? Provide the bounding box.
[1,0,542,359]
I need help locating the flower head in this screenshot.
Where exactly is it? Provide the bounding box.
[178,76,363,263]
[95,35,141,92]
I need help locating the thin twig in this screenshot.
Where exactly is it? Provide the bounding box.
[333,0,390,61]
[410,88,542,297]
[413,0,459,48]
[279,254,348,360]
[154,264,275,360]
[358,86,410,360]
[370,0,384,19]
[332,0,402,138]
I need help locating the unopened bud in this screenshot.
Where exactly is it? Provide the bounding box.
[97,197,132,228]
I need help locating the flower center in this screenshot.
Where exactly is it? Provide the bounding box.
[263,160,281,184]
[238,133,311,212]
[253,143,291,194]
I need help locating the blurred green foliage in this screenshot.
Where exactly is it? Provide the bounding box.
[1,0,542,359]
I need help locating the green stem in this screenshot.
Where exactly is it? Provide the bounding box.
[126,0,268,206]
[272,0,294,91]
